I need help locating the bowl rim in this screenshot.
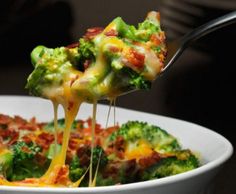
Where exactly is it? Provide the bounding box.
[0,95,234,193]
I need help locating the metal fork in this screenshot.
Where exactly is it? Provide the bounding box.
[160,11,236,75]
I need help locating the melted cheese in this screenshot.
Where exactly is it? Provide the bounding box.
[88,101,97,187]
[125,140,153,160]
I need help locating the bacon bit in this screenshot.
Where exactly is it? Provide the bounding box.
[83,118,102,135]
[66,42,79,48]
[7,130,19,145]
[124,159,137,176]
[138,151,161,169]
[150,34,161,46]
[95,137,102,146]
[0,128,11,138]
[57,132,63,145]
[83,59,91,70]
[0,126,19,145]
[84,27,104,40]
[99,126,119,138]
[0,114,11,125]
[21,145,31,153]
[158,53,166,63]
[18,178,40,184]
[69,138,79,150]
[150,32,166,46]
[66,149,74,164]
[36,132,54,149]
[103,159,137,179]
[68,101,74,111]
[18,123,38,131]
[109,46,120,53]
[70,132,83,139]
[105,29,118,36]
[21,134,34,144]
[156,12,161,21]
[35,153,48,166]
[14,115,27,125]
[55,165,71,185]
[83,127,102,136]
[106,136,125,159]
[125,48,145,69]
[17,117,39,131]
[76,144,91,166]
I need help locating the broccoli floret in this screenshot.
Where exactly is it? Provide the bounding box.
[0,149,13,179]
[92,146,108,167]
[109,121,181,154]
[10,141,50,181]
[97,159,138,186]
[111,16,160,42]
[122,68,151,90]
[69,155,85,182]
[26,46,79,97]
[95,173,116,186]
[69,146,108,183]
[72,38,96,71]
[141,150,199,180]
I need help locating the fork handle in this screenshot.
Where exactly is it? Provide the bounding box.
[182,11,236,47]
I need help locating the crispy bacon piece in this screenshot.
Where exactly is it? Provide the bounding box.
[125,48,145,69]
[84,27,104,40]
[138,151,161,169]
[66,42,79,48]
[0,114,11,125]
[0,126,19,145]
[7,130,19,145]
[105,29,118,36]
[99,126,119,138]
[55,165,71,185]
[82,118,102,136]
[106,136,125,159]
[102,159,137,180]
[76,144,91,166]
[14,115,27,126]
[36,132,54,149]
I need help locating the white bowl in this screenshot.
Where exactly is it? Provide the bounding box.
[0,96,233,194]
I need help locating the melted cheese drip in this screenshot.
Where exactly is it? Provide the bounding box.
[52,101,59,155]
[105,100,113,129]
[88,101,97,187]
[40,100,81,184]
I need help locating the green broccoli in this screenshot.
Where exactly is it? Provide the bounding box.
[141,150,199,180]
[69,146,108,185]
[0,150,13,179]
[110,15,160,42]
[92,146,108,167]
[73,38,96,71]
[69,155,85,182]
[108,121,181,154]
[26,46,79,97]
[10,141,50,181]
[96,159,138,186]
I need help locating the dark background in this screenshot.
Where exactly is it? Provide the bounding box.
[0,0,235,193]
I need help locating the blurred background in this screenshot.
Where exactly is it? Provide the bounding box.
[0,0,235,193]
